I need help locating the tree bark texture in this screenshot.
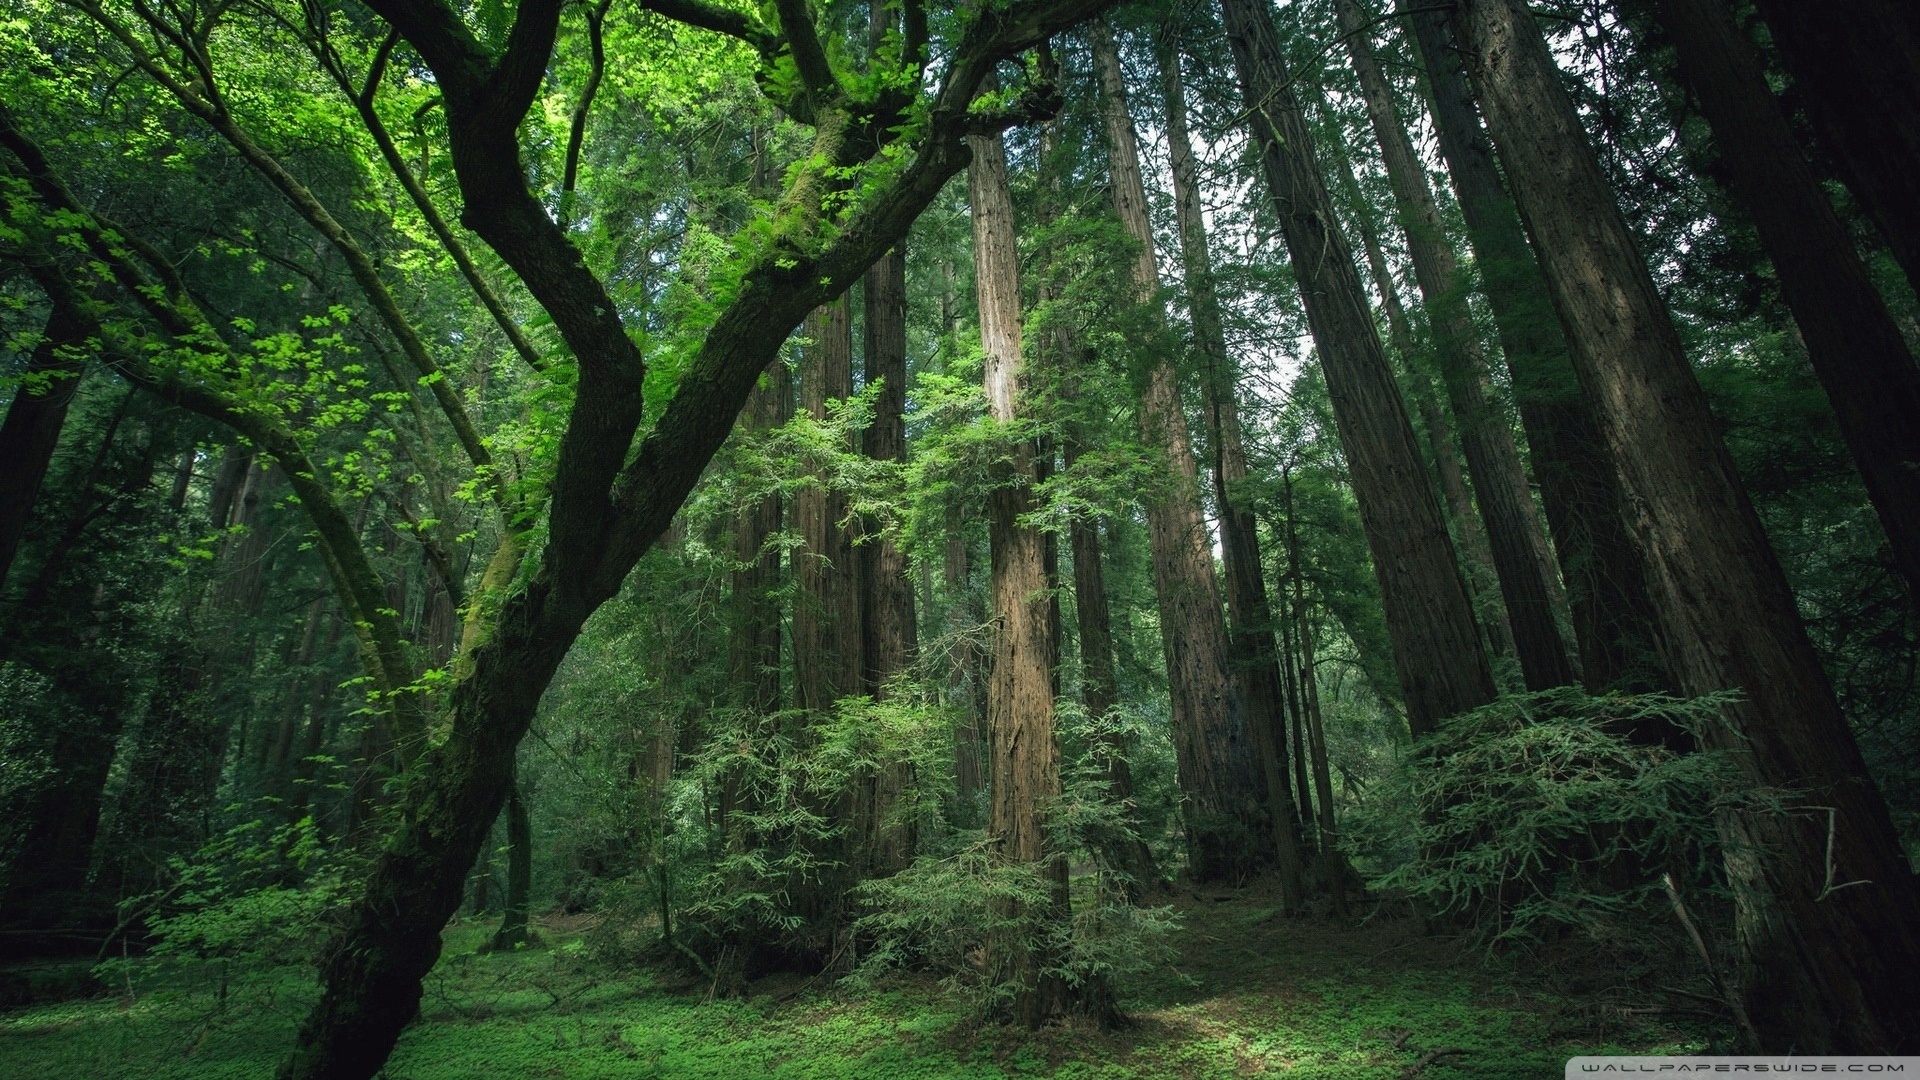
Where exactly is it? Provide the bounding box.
[1336,0,1573,691]
[1652,0,1920,605]
[1453,0,1920,1049]
[1220,0,1496,736]
[794,298,863,716]
[1747,0,1920,296]
[1404,1,1668,695]
[1158,30,1307,905]
[732,361,787,717]
[857,246,918,877]
[1091,19,1268,880]
[970,128,1071,1026]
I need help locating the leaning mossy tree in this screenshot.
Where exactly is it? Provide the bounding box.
[2,0,1120,1075]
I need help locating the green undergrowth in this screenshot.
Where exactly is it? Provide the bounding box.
[0,892,1709,1079]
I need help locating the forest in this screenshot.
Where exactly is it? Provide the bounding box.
[2,0,1918,1075]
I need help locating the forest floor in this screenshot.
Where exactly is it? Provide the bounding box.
[0,883,1715,1079]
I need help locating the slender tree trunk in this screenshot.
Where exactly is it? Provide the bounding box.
[0,296,89,588]
[1403,1,1668,696]
[1453,0,1920,1049]
[1651,0,1920,605]
[1272,534,1315,841]
[1220,0,1496,736]
[1091,19,1268,880]
[1064,433,1164,897]
[1746,0,1920,296]
[1336,0,1573,691]
[1285,475,1346,915]
[858,246,918,877]
[490,777,532,950]
[944,502,986,820]
[1158,31,1308,905]
[970,127,1070,1026]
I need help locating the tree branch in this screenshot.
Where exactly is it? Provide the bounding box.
[772,0,839,106]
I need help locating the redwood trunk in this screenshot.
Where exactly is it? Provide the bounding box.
[1328,137,1514,663]
[1403,1,1667,694]
[858,247,918,877]
[1748,0,1920,295]
[1454,0,1920,1049]
[1336,0,1573,691]
[1220,0,1496,736]
[1158,31,1307,904]
[1091,20,1267,879]
[970,128,1070,1026]
[1653,0,1920,604]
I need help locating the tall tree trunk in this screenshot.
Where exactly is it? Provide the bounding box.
[858,246,918,878]
[1746,0,1920,296]
[0,295,89,589]
[1335,0,1573,691]
[969,127,1070,1026]
[1403,1,1669,696]
[724,359,787,846]
[1327,136,1514,663]
[793,299,862,716]
[1219,0,1496,736]
[1091,19,1268,881]
[1651,0,1920,605]
[1453,0,1920,1049]
[790,299,860,957]
[1035,109,1161,900]
[1157,31,1307,905]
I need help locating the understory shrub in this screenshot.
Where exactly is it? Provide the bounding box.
[1342,688,1768,945]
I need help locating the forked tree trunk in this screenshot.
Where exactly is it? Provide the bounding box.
[1651,0,1920,606]
[969,127,1071,1027]
[1402,1,1668,696]
[1157,31,1307,906]
[1335,0,1572,691]
[1285,475,1346,916]
[1091,19,1268,881]
[1452,0,1920,1049]
[1219,0,1496,736]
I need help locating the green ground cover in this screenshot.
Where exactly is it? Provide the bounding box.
[0,890,1708,1079]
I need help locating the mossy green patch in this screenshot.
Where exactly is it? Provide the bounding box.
[0,894,1710,1079]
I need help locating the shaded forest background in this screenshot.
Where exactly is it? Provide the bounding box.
[2,0,1918,1074]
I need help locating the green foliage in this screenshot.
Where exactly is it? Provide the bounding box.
[98,813,352,998]
[851,727,1182,1017]
[1343,688,1755,943]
